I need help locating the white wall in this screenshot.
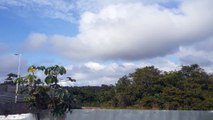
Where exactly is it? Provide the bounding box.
[0,110,212,120]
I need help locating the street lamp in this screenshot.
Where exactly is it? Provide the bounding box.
[14,53,21,103]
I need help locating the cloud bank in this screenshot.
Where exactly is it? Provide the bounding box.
[28,0,212,61]
[65,60,178,86]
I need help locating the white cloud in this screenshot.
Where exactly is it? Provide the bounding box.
[84,62,105,71]
[177,37,213,72]
[144,57,180,71]
[64,60,178,86]
[47,0,213,61]
[66,62,136,86]
[0,55,17,76]
[76,0,181,12]
[193,37,213,52]
[24,33,48,51]
[0,54,28,81]
[0,0,75,22]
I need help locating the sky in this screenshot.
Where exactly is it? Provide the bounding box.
[0,0,213,86]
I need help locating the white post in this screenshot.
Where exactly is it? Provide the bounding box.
[15,54,21,103]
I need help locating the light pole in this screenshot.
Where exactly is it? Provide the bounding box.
[15,53,21,103]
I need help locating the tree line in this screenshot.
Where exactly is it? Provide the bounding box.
[68,64,213,110]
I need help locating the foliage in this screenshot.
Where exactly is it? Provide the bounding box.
[113,64,213,110]
[68,85,115,107]
[70,64,213,110]
[15,65,77,117]
[3,73,18,85]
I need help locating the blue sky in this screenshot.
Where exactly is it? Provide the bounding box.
[0,0,213,86]
[0,7,78,42]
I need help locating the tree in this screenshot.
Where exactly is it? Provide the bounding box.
[131,66,162,100]
[112,64,213,110]
[4,73,17,85]
[114,75,135,107]
[16,65,77,120]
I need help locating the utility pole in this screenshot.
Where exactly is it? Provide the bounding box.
[15,53,21,103]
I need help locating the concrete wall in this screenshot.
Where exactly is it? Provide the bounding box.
[0,110,212,120]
